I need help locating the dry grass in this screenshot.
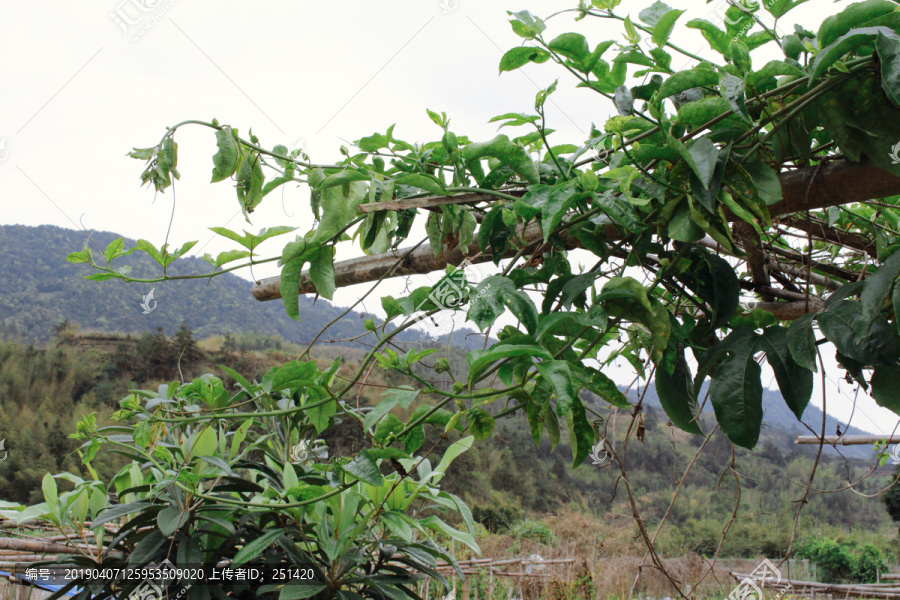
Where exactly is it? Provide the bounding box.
[445,507,792,599]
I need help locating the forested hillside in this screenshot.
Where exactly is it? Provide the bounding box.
[0,332,894,562]
[0,224,482,348]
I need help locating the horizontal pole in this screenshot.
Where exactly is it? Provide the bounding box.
[794,435,900,445]
[356,192,505,213]
[252,161,900,317]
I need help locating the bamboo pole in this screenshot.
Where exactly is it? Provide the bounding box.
[731,572,900,598]
[251,160,900,314]
[0,539,94,555]
[794,435,900,445]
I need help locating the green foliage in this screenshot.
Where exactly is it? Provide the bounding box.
[795,535,888,583]
[3,365,477,599]
[508,518,556,546]
[26,0,900,596]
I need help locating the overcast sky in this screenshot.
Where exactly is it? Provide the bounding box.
[1,0,896,438]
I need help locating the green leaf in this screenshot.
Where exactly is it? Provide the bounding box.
[667,202,705,242]
[42,473,58,510]
[468,276,514,329]
[709,337,763,449]
[877,32,900,107]
[308,247,336,300]
[282,462,299,492]
[719,71,751,123]
[744,161,782,205]
[433,436,474,483]
[656,347,703,435]
[818,300,898,365]
[156,505,188,537]
[862,238,900,326]
[652,7,685,47]
[467,408,495,441]
[92,501,151,527]
[686,19,730,56]
[236,152,265,215]
[461,135,539,184]
[786,313,818,373]
[675,97,731,126]
[233,529,285,566]
[810,27,897,83]
[766,0,810,19]
[394,173,450,196]
[872,365,900,413]
[573,366,630,409]
[317,169,370,190]
[817,0,897,48]
[755,326,813,420]
[668,136,718,190]
[374,414,404,444]
[548,32,590,64]
[566,398,594,468]
[279,239,316,321]
[345,449,384,486]
[211,127,240,182]
[535,361,577,416]
[362,395,400,432]
[467,344,553,383]
[103,238,124,262]
[657,67,719,100]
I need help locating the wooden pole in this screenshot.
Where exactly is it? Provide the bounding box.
[794,435,900,445]
[251,160,900,321]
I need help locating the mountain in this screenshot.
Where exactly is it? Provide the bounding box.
[0,224,481,348]
[0,224,876,459]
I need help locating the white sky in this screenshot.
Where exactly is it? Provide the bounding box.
[0,0,897,436]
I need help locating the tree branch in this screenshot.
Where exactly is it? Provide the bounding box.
[251,160,900,315]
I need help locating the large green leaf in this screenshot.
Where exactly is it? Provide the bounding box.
[548,32,590,64]
[670,249,739,331]
[877,31,900,107]
[279,239,317,321]
[655,346,703,435]
[535,360,577,416]
[500,47,551,73]
[872,365,900,413]
[307,247,336,300]
[709,337,763,449]
[861,248,900,328]
[817,0,897,48]
[345,449,384,486]
[467,408,495,441]
[786,313,818,373]
[818,300,899,365]
[236,152,265,215]
[754,326,813,420]
[766,0,810,19]
[667,136,718,190]
[810,27,898,83]
[572,366,630,409]
[461,135,539,184]
[211,127,240,183]
[566,397,594,468]
[657,66,719,99]
[233,529,285,566]
[468,276,515,330]
[467,344,552,383]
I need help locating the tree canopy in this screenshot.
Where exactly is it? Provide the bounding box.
[8,0,900,598]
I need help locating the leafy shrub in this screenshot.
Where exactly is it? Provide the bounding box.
[509,518,556,546]
[796,536,887,583]
[471,502,522,533]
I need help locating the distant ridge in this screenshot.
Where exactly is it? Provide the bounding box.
[0,224,483,349]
